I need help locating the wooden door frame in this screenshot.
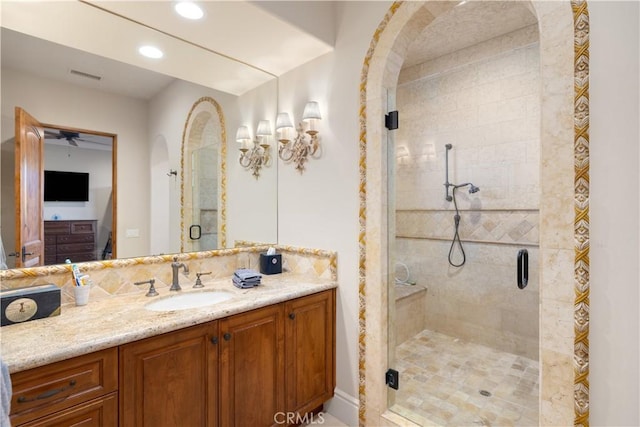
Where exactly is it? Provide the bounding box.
[41,122,118,259]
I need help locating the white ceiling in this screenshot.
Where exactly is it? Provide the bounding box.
[1,1,335,97]
[1,1,538,99]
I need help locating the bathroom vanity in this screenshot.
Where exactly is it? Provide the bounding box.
[3,275,336,427]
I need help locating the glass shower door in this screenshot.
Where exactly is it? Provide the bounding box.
[190,145,218,251]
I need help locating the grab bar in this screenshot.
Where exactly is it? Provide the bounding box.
[517,249,528,289]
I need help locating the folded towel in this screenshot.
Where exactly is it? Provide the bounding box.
[232,280,258,289]
[1,358,11,427]
[232,275,261,289]
[234,268,261,281]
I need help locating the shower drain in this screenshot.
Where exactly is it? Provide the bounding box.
[479,389,492,397]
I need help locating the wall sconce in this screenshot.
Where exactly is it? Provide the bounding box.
[276,101,322,173]
[237,121,272,178]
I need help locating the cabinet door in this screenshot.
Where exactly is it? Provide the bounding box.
[119,322,218,427]
[18,392,117,427]
[285,290,336,417]
[219,304,285,427]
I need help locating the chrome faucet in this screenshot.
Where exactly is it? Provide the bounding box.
[170,256,189,291]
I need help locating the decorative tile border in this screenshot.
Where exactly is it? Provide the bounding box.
[396,209,539,245]
[0,245,337,301]
[358,3,403,424]
[572,1,590,425]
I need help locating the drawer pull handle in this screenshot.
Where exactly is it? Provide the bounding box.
[17,379,77,403]
[289,313,296,320]
[223,333,231,341]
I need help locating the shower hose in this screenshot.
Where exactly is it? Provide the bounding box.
[448,186,466,267]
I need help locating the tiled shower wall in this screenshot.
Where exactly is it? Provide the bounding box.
[394,25,540,360]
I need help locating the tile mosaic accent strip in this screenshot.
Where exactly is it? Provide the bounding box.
[0,245,337,305]
[572,1,590,425]
[358,2,403,424]
[396,209,539,245]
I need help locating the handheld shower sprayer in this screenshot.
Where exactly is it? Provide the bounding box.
[443,144,480,267]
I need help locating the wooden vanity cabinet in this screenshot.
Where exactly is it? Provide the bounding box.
[9,348,118,426]
[284,289,336,419]
[119,321,219,427]
[219,303,285,427]
[10,289,336,427]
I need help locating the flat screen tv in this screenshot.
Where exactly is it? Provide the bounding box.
[44,170,89,202]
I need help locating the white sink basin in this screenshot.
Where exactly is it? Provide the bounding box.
[145,291,234,312]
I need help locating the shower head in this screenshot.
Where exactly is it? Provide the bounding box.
[453,182,480,194]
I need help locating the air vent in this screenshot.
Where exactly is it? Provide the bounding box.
[69,69,102,81]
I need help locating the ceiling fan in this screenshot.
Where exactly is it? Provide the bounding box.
[44,129,111,147]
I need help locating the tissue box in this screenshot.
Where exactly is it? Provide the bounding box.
[259,253,282,275]
[1,284,61,326]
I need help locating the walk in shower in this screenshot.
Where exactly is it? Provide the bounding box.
[387,2,541,425]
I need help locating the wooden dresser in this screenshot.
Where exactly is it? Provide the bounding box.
[44,220,97,265]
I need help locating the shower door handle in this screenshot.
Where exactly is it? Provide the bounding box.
[517,249,528,289]
[189,225,201,240]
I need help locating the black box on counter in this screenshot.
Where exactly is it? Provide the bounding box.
[1,284,61,326]
[259,253,282,275]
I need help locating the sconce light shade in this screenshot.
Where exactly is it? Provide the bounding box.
[275,113,294,130]
[302,101,321,121]
[256,120,272,136]
[236,126,251,142]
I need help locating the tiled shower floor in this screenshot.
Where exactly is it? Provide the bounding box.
[390,329,539,426]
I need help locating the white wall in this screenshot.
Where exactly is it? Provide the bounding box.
[589,1,640,425]
[276,2,392,424]
[230,78,279,247]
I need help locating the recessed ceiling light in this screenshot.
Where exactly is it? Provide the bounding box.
[175,1,204,20]
[139,45,164,59]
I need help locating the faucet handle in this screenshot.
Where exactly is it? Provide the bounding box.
[135,278,159,297]
[194,272,212,288]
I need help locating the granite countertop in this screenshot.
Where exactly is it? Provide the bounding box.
[0,273,336,373]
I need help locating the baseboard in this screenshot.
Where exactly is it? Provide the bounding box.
[324,388,359,426]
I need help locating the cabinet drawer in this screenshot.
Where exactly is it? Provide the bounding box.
[56,242,95,254]
[44,235,56,245]
[57,234,94,244]
[43,221,70,235]
[17,392,118,427]
[10,348,118,425]
[71,221,96,234]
